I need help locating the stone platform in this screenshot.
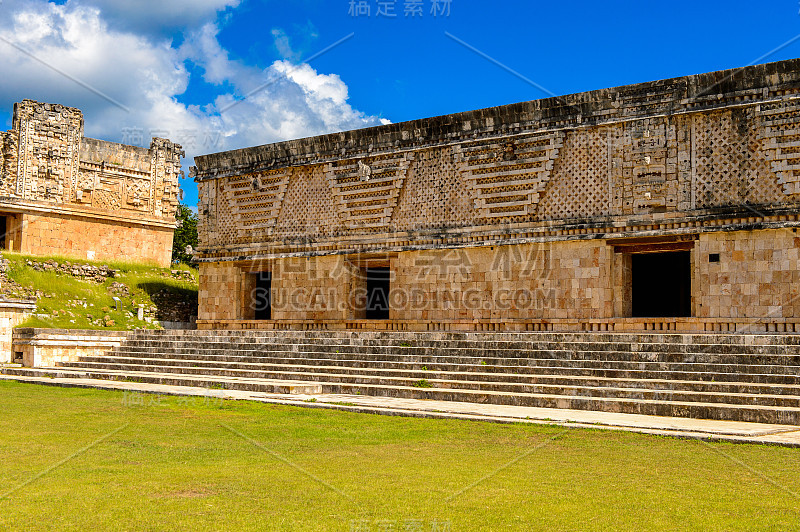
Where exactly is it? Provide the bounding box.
[4,329,800,430]
[2,373,799,447]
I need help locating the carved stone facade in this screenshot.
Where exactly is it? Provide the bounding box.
[193,59,800,332]
[0,100,183,266]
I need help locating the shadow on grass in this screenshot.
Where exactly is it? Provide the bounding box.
[136,282,198,323]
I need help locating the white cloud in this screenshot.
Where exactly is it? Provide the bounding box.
[0,1,388,168]
[0,1,199,139]
[74,0,241,36]
[180,22,387,154]
[271,28,299,61]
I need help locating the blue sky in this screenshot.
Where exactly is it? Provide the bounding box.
[1,0,800,209]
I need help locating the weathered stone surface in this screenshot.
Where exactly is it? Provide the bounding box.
[191,59,800,328]
[0,99,183,266]
[24,258,117,282]
[193,59,800,256]
[10,327,128,367]
[8,328,800,425]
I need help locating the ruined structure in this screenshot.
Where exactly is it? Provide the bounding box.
[192,59,800,333]
[0,100,183,266]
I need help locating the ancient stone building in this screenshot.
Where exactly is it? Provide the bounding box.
[0,99,183,266]
[192,59,800,333]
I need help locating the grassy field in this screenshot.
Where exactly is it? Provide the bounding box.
[0,380,798,531]
[2,252,197,330]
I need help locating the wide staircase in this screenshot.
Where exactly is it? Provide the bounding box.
[7,329,800,425]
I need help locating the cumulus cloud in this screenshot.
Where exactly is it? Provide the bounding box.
[0,0,387,169]
[181,22,386,154]
[71,0,241,36]
[0,1,197,138]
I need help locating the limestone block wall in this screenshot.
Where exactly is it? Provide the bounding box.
[199,256,357,322]
[394,241,612,321]
[12,328,128,367]
[0,99,183,266]
[198,240,615,323]
[0,301,36,363]
[198,262,242,321]
[192,59,800,326]
[269,255,352,321]
[694,229,800,319]
[198,226,800,324]
[20,211,174,265]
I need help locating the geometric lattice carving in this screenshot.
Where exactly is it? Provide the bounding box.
[75,168,95,205]
[77,163,159,213]
[324,153,414,230]
[759,100,800,197]
[454,131,563,221]
[274,165,342,239]
[393,148,476,231]
[224,168,292,237]
[92,184,121,210]
[694,109,784,209]
[538,128,610,220]
[124,177,151,210]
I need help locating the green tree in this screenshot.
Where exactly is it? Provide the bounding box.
[172,203,198,265]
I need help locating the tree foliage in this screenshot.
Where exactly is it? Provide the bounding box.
[172,203,198,265]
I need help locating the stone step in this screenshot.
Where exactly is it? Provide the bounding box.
[118,337,800,355]
[125,337,800,352]
[77,353,800,385]
[129,330,800,346]
[4,367,322,394]
[7,366,800,425]
[66,356,800,398]
[109,343,800,363]
[104,348,800,376]
[27,328,800,426]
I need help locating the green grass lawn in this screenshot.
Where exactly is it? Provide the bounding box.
[0,381,798,531]
[3,252,197,330]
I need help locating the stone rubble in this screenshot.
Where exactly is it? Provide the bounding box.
[0,255,198,327]
[25,259,118,283]
[0,99,183,267]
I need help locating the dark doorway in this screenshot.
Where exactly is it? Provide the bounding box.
[0,216,7,250]
[365,267,390,320]
[632,251,691,317]
[253,272,271,320]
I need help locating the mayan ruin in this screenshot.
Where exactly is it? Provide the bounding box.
[191,58,800,333]
[3,0,800,526]
[0,99,183,267]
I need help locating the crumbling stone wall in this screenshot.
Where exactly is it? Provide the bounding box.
[195,60,800,255]
[0,100,183,266]
[0,131,18,196]
[193,59,800,326]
